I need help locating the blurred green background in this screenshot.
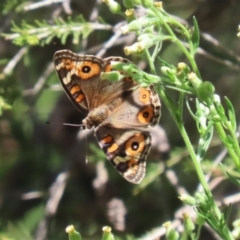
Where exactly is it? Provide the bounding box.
[1,0,240,239]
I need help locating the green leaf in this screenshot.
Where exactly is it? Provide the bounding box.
[225,97,237,132]
[73,32,80,44]
[197,81,215,105]
[11,20,21,32]
[0,96,12,115]
[225,135,234,148]
[192,17,200,53]
[224,203,232,224]
[186,98,198,122]
[196,124,213,161]
[2,0,18,14]
[81,27,93,39]
[221,164,240,187]
[61,32,70,45]
[45,34,55,45]
[213,102,227,123]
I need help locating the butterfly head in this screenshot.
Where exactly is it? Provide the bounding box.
[82,105,110,129]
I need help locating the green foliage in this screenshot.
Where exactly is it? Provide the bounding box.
[0,96,11,115]
[191,17,200,54]
[103,1,240,239]
[1,0,240,240]
[2,16,109,46]
[2,0,29,14]
[0,205,45,240]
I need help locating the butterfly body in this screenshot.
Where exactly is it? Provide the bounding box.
[54,50,161,183]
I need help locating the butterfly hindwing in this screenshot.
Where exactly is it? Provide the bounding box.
[95,126,151,184]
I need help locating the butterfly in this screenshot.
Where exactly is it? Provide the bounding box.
[53,50,161,183]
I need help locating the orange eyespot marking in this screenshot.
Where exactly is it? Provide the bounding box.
[63,58,75,70]
[78,61,100,80]
[128,158,138,168]
[107,143,119,153]
[102,135,118,153]
[105,64,112,72]
[70,85,81,95]
[125,133,145,156]
[102,135,113,144]
[75,93,85,103]
[137,106,154,124]
[139,88,150,103]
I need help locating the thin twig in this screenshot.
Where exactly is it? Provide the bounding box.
[89,0,102,21]
[24,0,65,11]
[2,47,27,77]
[23,61,54,96]
[35,172,69,240]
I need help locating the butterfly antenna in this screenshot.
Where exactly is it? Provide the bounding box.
[46,121,86,129]
[62,122,86,129]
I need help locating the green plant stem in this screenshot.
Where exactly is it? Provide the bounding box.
[195,225,202,240]
[142,5,235,239]
[160,89,209,193]
[178,92,184,120]
[159,89,234,239]
[209,103,240,169]
[145,49,156,75]
[152,41,162,61]
[151,7,201,78]
[225,121,240,166]
[214,121,240,167]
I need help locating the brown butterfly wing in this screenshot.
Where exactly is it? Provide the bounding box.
[54,50,137,113]
[95,126,151,184]
[54,50,107,113]
[101,85,161,129]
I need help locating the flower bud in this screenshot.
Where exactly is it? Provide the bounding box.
[102,226,114,240]
[125,9,135,18]
[233,219,240,228]
[177,62,190,79]
[197,81,215,104]
[183,213,195,233]
[179,194,196,206]
[232,219,240,239]
[121,19,141,34]
[196,213,205,226]
[195,192,209,210]
[232,228,240,239]
[153,1,163,9]
[65,225,82,240]
[163,222,179,240]
[188,72,202,89]
[124,43,140,55]
[103,0,121,14]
